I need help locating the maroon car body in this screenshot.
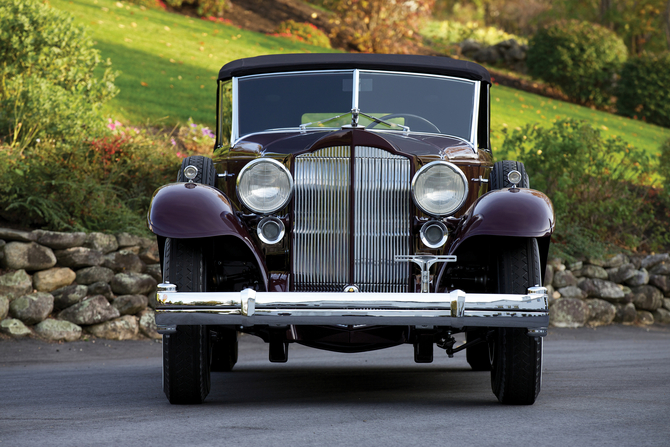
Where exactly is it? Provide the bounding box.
[148,54,554,406]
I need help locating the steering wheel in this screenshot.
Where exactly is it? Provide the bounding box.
[366,113,441,134]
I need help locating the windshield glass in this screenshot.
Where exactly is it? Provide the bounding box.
[235,70,477,142]
[238,71,352,137]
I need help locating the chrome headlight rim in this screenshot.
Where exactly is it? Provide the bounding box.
[411,161,469,217]
[236,158,294,214]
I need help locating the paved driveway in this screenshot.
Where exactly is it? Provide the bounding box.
[1,325,668,446]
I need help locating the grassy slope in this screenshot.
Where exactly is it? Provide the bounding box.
[50,0,339,127]
[490,85,670,161]
[53,0,670,162]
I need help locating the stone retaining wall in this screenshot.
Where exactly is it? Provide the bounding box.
[0,228,162,341]
[1,227,669,341]
[546,254,670,327]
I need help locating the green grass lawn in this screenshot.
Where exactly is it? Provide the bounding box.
[52,0,670,163]
[50,0,339,127]
[490,85,670,162]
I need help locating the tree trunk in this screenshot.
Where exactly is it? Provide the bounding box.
[600,0,612,28]
[665,0,670,50]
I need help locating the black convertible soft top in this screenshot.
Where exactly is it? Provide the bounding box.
[218,53,491,84]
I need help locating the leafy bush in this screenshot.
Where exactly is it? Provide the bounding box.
[324,0,434,53]
[0,0,118,146]
[501,118,661,257]
[164,0,229,17]
[175,118,216,154]
[0,124,182,234]
[526,20,627,107]
[272,20,331,48]
[660,137,670,186]
[616,52,670,128]
[423,20,526,46]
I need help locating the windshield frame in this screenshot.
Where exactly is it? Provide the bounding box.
[229,69,481,148]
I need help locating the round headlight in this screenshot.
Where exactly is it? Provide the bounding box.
[411,161,468,216]
[237,158,293,214]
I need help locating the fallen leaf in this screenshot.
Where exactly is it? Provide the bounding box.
[141,82,148,87]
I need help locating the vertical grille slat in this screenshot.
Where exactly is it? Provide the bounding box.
[293,146,411,292]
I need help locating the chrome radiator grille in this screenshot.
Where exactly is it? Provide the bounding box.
[293,146,350,291]
[354,147,411,292]
[293,146,411,292]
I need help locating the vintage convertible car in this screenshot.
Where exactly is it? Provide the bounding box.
[148,53,554,405]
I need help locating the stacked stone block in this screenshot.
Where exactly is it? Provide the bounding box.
[0,228,161,341]
[547,253,670,328]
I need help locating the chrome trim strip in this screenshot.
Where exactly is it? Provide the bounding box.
[231,77,239,143]
[352,69,360,111]
[155,287,549,328]
[471,81,481,149]
[232,129,475,150]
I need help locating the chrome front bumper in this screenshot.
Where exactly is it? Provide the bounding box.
[155,284,549,333]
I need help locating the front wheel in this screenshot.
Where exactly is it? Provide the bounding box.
[490,238,543,405]
[162,238,211,404]
[163,325,211,405]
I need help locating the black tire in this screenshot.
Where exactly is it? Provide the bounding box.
[490,238,543,405]
[178,155,216,186]
[162,238,211,404]
[489,160,529,189]
[210,328,238,372]
[465,329,491,371]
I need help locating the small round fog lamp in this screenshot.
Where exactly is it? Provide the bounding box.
[507,170,522,188]
[183,165,198,181]
[420,220,448,249]
[257,217,285,245]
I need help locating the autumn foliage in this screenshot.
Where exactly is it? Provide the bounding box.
[324,0,435,53]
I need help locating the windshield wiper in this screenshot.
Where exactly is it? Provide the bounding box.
[299,111,352,133]
[299,109,410,136]
[351,108,410,135]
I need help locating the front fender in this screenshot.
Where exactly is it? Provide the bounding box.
[148,182,269,290]
[148,183,250,239]
[449,187,555,253]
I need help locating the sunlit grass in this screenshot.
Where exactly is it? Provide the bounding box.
[51,0,670,160]
[491,85,670,161]
[49,0,340,127]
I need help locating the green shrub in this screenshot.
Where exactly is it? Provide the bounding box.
[272,20,332,48]
[423,20,527,46]
[164,0,229,18]
[616,53,670,128]
[660,137,670,185]
[0,0,117,146]
[501,118,659,257]
[527,20,627,107]
[0,125,181,234]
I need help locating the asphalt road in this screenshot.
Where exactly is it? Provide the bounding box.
[1,325,669,447]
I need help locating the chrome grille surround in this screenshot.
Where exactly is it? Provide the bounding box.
[293,146,411,292]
